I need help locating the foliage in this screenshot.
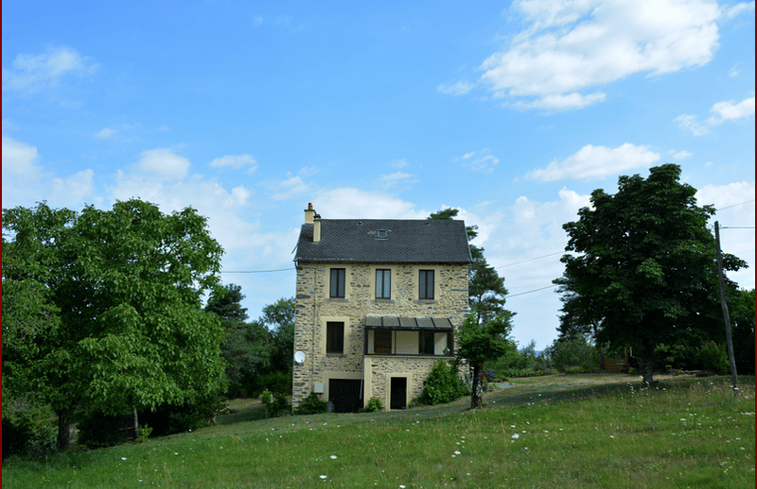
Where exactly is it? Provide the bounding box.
[77,411,126,449]
[419,359,468,405]
[456,312,514,408]
[557,165,746,386]
[428,208,510,324]
[295,392,329,415]
[139,394,226,437]
[2,199,227,450]
[542,336,600,372]
[697,342,730,375]
[136,424,153,443]
[729,288,755,365]
[360,397,384,413]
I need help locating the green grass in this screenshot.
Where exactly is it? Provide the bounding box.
[3,374,754,488]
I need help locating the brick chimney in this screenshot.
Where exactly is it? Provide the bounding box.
[304,203,316,224]
[304,203,321,242]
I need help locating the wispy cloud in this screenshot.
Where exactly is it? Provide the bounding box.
[676,96,755,135]
[437,81,475,95]
[209,154,258,173]
[456,148,501,173]
[668,149,693,160]
[374,171,418,190]
[3,46,98,94]
[526,143,660,181]
[135,148,191,181]
[460,0,721,110]
[722,1,754,19]
[95,127,117,139]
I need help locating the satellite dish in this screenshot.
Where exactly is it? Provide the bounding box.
[294,351,305,364]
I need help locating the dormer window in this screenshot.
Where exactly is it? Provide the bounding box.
[376,229,388,240]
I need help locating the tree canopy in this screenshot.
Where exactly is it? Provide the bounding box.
[2,199,227,448]
[428,208,509,324]
[557,164,746,385]
[456,312,514,408]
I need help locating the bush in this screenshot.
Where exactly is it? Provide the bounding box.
[2,394,57,458]
[419,360,468,405]
[295,392,329,415]
[543,337,599,372]
[697,342,730,375]
[360,396,383,413]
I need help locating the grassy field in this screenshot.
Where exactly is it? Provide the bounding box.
[3,374,754,488]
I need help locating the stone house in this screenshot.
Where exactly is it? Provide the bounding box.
[292,204,471,412]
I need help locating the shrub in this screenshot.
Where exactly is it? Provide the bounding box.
[295,392,329,415]
[360,396,383,413]
[419,359,468,405]
[697,342,730,375]
[542,337,600,372]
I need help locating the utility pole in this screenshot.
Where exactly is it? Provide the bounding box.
[714,221,739,396]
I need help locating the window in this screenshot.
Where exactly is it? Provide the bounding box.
[374,330,392,354]
[419,331,435,355]
[375,269,391,299]
[418,270,435,300]
[330,268,345,298]
[326,322,344,353]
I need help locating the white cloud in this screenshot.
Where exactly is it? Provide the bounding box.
[675,113,709,136]
[264,175,311,201]
[707,97,755,124]
[437,81,475,95]
[3,46,98,93]
[95,128,117,139]
[722,1,754,19]
[311,188,426,219]
[668,149,693,160]
[526,143,660,181]
[51,170,95,207]
[677,96,755,135]
[516,92,606,111]
[456,148,501,173]
[475,0,721,110]
[696,181,756,289]
[135,148,191,181]
[209,154,258,173]
[374,171,418,189]
[2,134,94,207]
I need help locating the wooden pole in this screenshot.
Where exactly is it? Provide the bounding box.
[714,221,739,396]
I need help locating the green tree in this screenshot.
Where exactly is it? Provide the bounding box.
[205,284,271,391]
[456,312,514,409]
[428,208,509,324]
[559,165,746,386]
[2,199,227,449]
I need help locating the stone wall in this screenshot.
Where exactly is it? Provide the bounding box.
[292,261,468,409]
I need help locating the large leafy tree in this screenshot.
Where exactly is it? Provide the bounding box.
[559,164,746,386]
[428,208,509,323]
[2,199,227,448]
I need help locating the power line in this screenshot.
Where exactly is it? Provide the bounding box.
[720,226,754,229]
[715,199,755,212]
[505,284,558,298]
[496,251,565,269]
[221,268,295,274]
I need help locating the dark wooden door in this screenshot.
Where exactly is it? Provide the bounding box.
[390,377,407,410]
[329,379,362,413]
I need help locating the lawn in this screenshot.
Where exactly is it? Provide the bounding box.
[2,374,754,488]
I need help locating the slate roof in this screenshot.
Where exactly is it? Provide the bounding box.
[294,219,471,264]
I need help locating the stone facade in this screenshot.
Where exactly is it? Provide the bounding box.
[292,261,469,410]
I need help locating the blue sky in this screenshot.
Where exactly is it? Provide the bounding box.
[3,0,754,350]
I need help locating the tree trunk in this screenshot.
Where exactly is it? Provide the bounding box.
[57,413,71,450]
[132,399,140,440]
[636,355,654,387]
[470,363,484,409]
